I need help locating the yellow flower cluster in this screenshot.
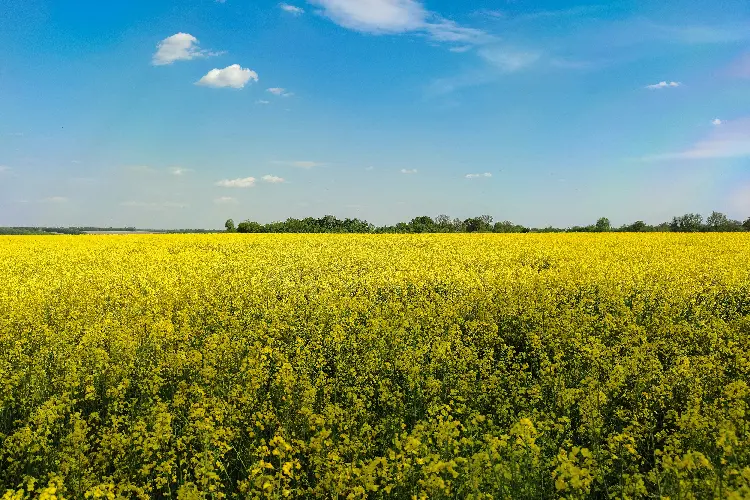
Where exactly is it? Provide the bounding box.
[1,234,749,498]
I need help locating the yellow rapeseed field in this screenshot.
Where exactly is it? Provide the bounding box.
[1,234,749,499]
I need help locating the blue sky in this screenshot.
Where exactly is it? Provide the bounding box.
[1,0,749,229]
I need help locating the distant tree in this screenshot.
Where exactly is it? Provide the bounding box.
[435,214,451,226]
[409,216,435,233]
[493,221,527,233]
[706,211,730,231]
[670,213,704,232]
[225,219,236,233]
[237,221,264,233]
[744,218,750,231]
[595,217,611,232]
[623,221,647,232]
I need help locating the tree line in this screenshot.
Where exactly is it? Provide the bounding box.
[225,212,750,234]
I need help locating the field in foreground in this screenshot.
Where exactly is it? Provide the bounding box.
[1,234,749,499]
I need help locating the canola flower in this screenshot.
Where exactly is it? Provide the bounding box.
[0,233,749,499]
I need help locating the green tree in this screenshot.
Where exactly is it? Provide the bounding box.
[744,218,750,231]
[225,219,236,233]
[670,213,704,232]
[595,217,611,232]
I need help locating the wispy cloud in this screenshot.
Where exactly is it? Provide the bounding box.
[308,0,492,48]
[646,81,681,89]
[256,100,271,105]
[0,166,10,173]
[400,168,418,174]
[169,167,191,176]
[712,118,723,126]
[152,33,222,66]
[40,196,68,204]
[273,160,323,168]
[465,172,492,179]
[449,45,473,53]
[214,196,238,204]
[216,176,256,188]
[280,3,304,15]
[645,117,750,160]
[478,46,541,72]
[262,174,285,183]
[267,87,294,97]
[197,65,258,89]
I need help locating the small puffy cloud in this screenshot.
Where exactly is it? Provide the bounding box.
[280,3,304,15]
[646,81,681,89]
[712,118,723,126]
[400,168,418,174]
[465,172,492,179]
[152,33,217,66]
[262,174,285,183]
[40,196,68,203]
[197,65,258,89]
[214,196,238,204]
[216,176,256,188]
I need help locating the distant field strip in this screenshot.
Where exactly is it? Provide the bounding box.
[1,234,749,498]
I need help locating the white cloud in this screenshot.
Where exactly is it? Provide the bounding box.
[280,3,304,15]
[0,166,9,173]
[400,168,418,174]
[646,81,681,89]
[365,166,375,171]
[646,117,750,160]
[274,160,323,168]
[267,87,294,97]
[478,46,541,72]
[308,0,491,46]
[309,0,427,33]
[169,167,191,176]
[40,196,68,203]
[262,174,285,183]
[256,100,271,104]
[216,176,257,188]
[449,45,473,53]
[465,172,492,179]
[214,196,238,204]
[425,20,494,44]
[712,118,723,126]
[197,65,258,89]
[152,33,219,66]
